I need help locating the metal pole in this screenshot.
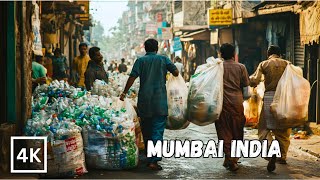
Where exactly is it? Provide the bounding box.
[7,1,16,124]
[170,0,174,59]
[20,1,26,135]
[307,59,310,81]
[317,58,320,124]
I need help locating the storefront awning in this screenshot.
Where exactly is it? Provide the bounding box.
[253,1,298,15]
[180,29,210,42]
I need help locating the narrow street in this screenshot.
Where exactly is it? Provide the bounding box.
[80,124,320,179]
[1,1,320,179]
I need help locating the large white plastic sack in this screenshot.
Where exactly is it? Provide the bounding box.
[166,74,190,130]
[270,64,310,129]
[187,57,224,126]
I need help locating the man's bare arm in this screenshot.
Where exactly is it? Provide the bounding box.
[120,76,137,101]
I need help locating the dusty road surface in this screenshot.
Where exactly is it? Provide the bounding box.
[1,124,319,179]
[81,124,320,179]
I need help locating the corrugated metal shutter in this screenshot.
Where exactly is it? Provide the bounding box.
[294,17,305,68]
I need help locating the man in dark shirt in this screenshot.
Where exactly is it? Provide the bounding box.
[118,58,128,73]
[120,39,179,170]
[84,47,108,90]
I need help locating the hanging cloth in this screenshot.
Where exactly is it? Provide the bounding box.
[299,2,320,45]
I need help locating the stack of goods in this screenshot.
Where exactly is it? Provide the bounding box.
[27,80,139,176]
[187,57,224,126]
[166,74,189,130]
[28,80,88,177]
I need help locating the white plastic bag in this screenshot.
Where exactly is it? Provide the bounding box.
[187,58,224,126]
[166,74,190,130]
[194,56,219,74]
[270,64,310,129]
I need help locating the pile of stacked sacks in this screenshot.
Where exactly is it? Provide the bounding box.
[27,80,139,177]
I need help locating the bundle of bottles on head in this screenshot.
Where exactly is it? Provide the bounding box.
[27,80,138,171]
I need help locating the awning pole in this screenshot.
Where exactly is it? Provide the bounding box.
[7,1,16,124]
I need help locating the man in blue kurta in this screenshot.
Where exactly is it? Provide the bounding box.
[120,39,179,170]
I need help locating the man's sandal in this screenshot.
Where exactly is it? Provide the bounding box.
[147,163,163,170]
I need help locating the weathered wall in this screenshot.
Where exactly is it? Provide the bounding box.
[15,1,33,134]
[183,1,211,26]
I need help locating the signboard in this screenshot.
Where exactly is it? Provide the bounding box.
[76,1,90,21]
[210,29,218,45]
[162,28,173,40]
[173,37,182,52]
[174,11,184,28]
[32,2,43,56]
[146,23,157,34]
[208,8,232,28]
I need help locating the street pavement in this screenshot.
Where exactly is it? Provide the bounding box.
[1,123,319,179]
[80,124,320,179]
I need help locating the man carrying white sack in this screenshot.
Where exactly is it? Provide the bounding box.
[215,43,251,171]
[250,45,291,172]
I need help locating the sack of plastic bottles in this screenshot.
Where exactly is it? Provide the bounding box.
[79,98,138,170]
[84,129,138,170]
[25,115,87,178]
[187,57,224,126]
[166,74,189,130]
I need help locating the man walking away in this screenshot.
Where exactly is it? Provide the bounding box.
[85,46,108,90]
[120,39,179,170]
[174,56,184,77]
[72,42,90,89]
[52,48,69,81]
[250,45,291,172]
[118,58,128,73]
[215,43,251,171]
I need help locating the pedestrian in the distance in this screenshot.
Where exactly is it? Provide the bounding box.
[84,46,108,90]
[174,56,184,77]
[120,39,179,170]
[72,42,90,89]
[118,58,128,73]
[52,48,69,82]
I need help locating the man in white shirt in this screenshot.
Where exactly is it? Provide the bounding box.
[174,56,184,77]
